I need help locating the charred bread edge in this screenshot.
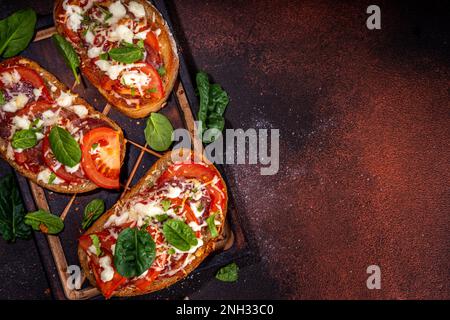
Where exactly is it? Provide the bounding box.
[78,148,228,297]
[0,57,126,194]
[54,0,180,119]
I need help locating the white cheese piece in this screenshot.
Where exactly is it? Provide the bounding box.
[12,116,31,130]
[36,132,45,141]
[99,256,114,282]
[87,46,103,58]
[0,69,21,86]
[33,87,43,100]
[109,24,134,44]
[155,28,161,37]
[63,2,83,31]
[189,221,206,232]
[110,244,116,255]
[88,244,97,255]
[37,168,64,185]
[134,29,149,40]
[71,104,88,118]
[166,186,182,198]
[132,202,164,226]
[128,1,145,18]
[108,1,127,23]
[41,109,60,126]
[2,94,29,112]
[105,211,129,228]
[65,163,80,173]
[85,30,95,44]
[56,91,74,107]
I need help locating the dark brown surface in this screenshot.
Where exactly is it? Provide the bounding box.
[0,0,449,299]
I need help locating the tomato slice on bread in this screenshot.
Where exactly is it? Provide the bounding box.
[113,64,164,100]
[81,127,121,189]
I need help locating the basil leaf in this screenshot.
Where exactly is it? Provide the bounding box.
[0,90,5,105]
[109,43,143,64]
[48,172,56,185]
[155,214,168,222]
[82,199,105,230]
[216,262,239,282]
[203,113,225,143]
[114,227,156,278]
[52,34,80,84]
[49,126,81,167]
[0,8,37,58]
[11,129,37,149]
[0,174,32,241]
[144,112,174,151]
[161,199,171,212]
[209,83,229,116]
[196,71,210,135]
[24,209,64,234]
[89,234,102,256]
[157,66,166,76]
[163,219,198,251]
[206,214,218,238]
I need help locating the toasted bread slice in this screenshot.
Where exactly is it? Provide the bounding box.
[0,57,126,193]
[78,148,228,297]
[54,0,179,119]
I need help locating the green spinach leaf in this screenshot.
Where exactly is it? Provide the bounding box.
[196,71,210,135]
[0,8,37,58]
[206,213,218,238]
[109,43,143,64]
[144,112,174,151]
[114,227,156,278]
[163,219,198,251]
[49,126,81,167]
[155,214,169,222]
[0,174,31,241]
[52,34,80,84]
[216,262,239,282]
[161,199,171,212]
[0,90,5,105]
[24,209,64,234]
[11,129,37,150]
[208,83,229,115]
[82,199,105,229]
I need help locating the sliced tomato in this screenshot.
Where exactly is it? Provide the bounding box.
[42,135,83,183]
[158,163,217,184]
[16,101,54,117]
[90,257,126,299]
[81,127,121,189]
[113,64,164,100]
[0,66,53,102]
[144,31,163,69]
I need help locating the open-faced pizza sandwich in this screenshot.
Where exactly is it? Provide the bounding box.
[54,0,179,118]
[78,148,227,298]
[0,57,125,193]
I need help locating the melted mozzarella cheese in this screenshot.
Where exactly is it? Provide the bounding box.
[37,168,64,184]
[109,24,134,44]
[0,70,21,86]
[41,109,60,126]
[128,1,145,18]
[63,2,83,31]
[85,30,95,44]
[166,186,182,198]
[56,91,74,107]
[33,87,43,100]
[108,1,127,23]
[71,104,88,118]
[65,163,80,173]
[12,116,31,130]
[99,256,114,282]
[2,93,29,112]
[189,201,205,218]
[87,46,103,58]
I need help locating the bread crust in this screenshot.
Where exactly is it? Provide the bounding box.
[78,148,228,297]
[0,57,126,194]
[54,0,180,119]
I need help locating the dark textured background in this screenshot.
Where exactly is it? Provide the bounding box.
[0,0,449,299]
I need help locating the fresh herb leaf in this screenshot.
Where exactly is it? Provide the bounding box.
[155,214,169,222]
[11,129,37,150]
[130,87,136,96]
[90,234,102,256]
[144,112,174,152]
[203,113,225,143]
[48,172,56,185]
[81,199,105,229]
[91,143,99,150]
[208,83,229,116]
[137,39,144,48]
[157,66,166,76]
[146,87,157,94]
[216,262,239,282]
[206,214,218,238]
[0,8,37,58]
[196,71,210,136]
[114,227,156,278]
[98,52,108,60]
[161,199,171,211]
[24,209,64,234]
[168,248,175,255]
[49,126,81,167]
[109,43,144,64]
[0,174,32,241]
[163,219,198,252]
[52,34,80,84]
[0,90,5,105]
